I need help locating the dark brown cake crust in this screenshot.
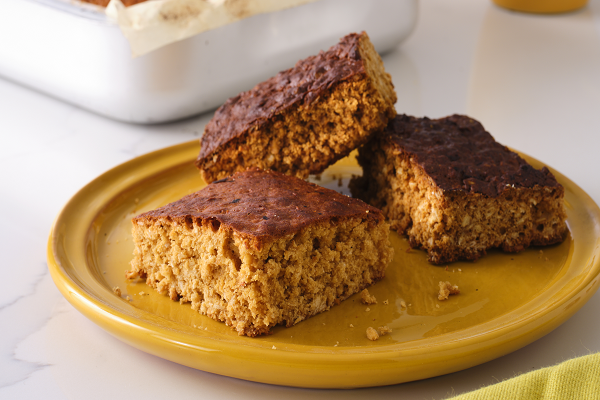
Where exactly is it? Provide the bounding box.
[195,31,396,183]
[351,114,568,264]
[387,114,561,197]
[136,167,384,247]
[198,33,369,161]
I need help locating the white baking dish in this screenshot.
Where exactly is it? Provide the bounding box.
[0,0,417,123]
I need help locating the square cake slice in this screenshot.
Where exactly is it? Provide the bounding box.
[195,31,397,183]
[350,114,567,264]
[128,168,394,336]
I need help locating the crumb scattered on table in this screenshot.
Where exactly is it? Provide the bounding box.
[400,300,407,308]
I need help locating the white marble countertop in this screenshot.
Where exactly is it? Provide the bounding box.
[2,0,600,398]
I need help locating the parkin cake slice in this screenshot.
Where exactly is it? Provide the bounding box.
[350,114,567,264]
[128,168,394,337]
[195,31,397,183]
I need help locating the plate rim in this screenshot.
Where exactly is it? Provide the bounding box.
[47,139,600,388]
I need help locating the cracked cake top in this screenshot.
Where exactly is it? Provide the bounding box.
[384,114,561,198]
[134,167,384,246]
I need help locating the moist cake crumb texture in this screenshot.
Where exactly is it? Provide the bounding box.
[366,326,391,341]
[128,168,393,337]
[350,114,568,264]
[438,281,460,301]
[360,288,377,305]
[378,326,392,336]
[366,327,379,341]
[196,31,396,183]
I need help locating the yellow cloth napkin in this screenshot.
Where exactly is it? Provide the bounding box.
[448,353,600,400]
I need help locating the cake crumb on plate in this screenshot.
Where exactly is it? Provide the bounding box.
[366,327,379,341]
[360,288,377,305]
[438,281,460,300]
[378,326,392,336]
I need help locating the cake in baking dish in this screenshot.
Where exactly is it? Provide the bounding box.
[195,31,397,183]
[350,114,567,264]
[128,168,394,336]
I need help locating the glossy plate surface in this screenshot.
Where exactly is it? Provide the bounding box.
[48,140,600,388]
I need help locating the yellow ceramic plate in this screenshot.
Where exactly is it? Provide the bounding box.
[48,140,600,388]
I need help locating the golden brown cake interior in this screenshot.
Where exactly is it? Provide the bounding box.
[129,168,393,336]
[196,32,397,183]
[351,114,567,264]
